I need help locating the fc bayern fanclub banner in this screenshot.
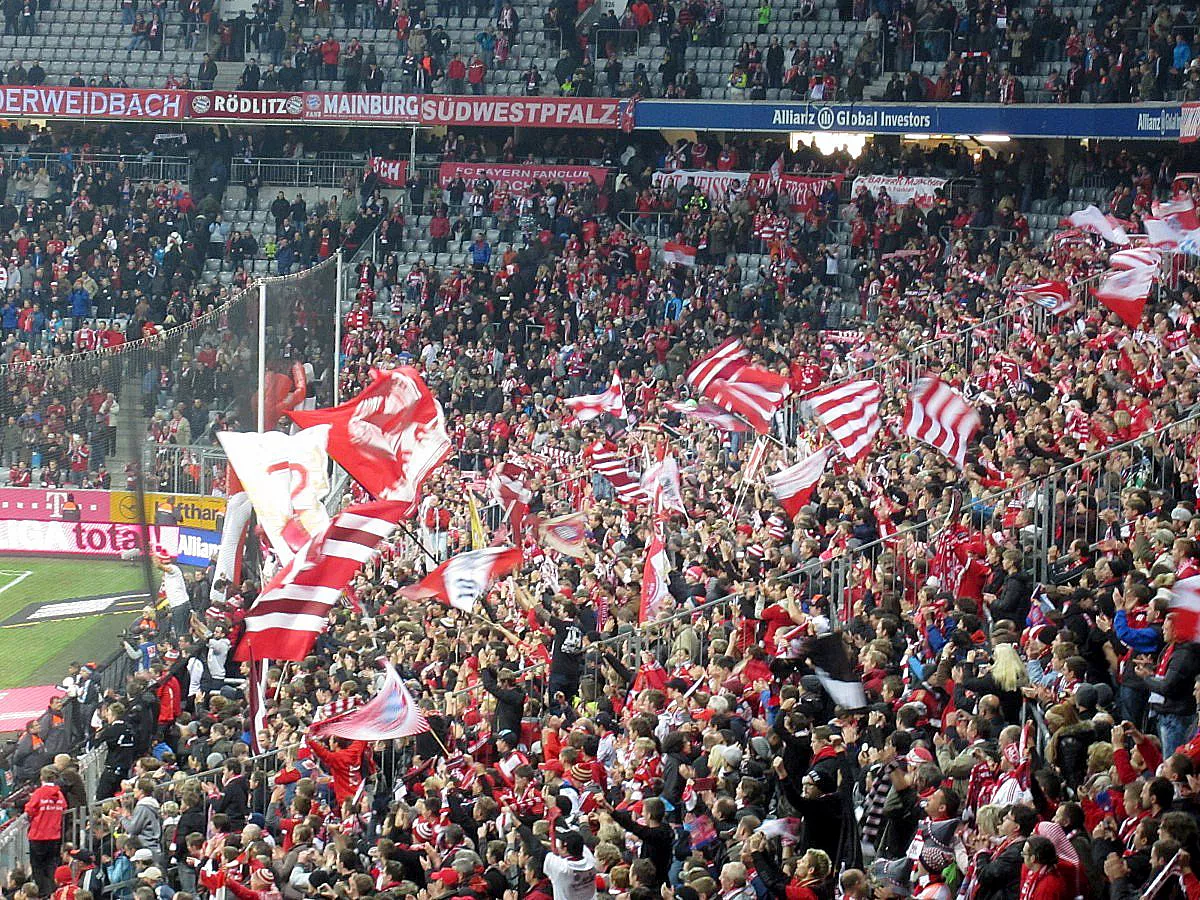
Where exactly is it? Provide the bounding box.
[186,91,622,128]
[0,487,225,529]
[0,520,179,558]
[851,174,947,211]
[0,86,186,120]
[438,162,609,192]
[369,157,409,187]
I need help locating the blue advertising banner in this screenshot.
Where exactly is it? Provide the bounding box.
[177,526,221,568]
[634,101,1181,139]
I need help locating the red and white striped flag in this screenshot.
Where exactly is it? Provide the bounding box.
[639,523,670,623]
[289,367,451,511]
[235,500,410,661]
[706,365,792,434]
[662,240,697,267]
[1169,574,1200,643]
[1109,247,1163,271]
[903,377,981,468]
[309,660,429,740]
[764,448,829,518]
[246,656,271,754]
[531,511,589,558]
[564,371,627,422]
[666,398,752,432]
[1017,281,1074,316]
[398,546,523,612]
[769,154,784,185]
[807,380,883,463]
[1094,263,1156,328]
[686,337,752,395]
[586,439,649,506]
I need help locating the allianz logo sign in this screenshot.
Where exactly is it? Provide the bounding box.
[771,107,934,130]
[1137,111,1181,132]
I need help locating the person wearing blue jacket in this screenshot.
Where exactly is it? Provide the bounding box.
[68,279,91,322]
[469,234,492,269]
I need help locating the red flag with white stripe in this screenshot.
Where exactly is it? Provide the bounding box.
[1063,205,1130,244]
[765,448,829,518]
[1017,281,1074,316]
[289,367,451,511]
[586,439,649,506]
[1093,264,1156,328]
[641,451,687,516]
[564,371,628,422]
[397,546,523,612]
[1151,196,1200,231]
[489,460,533,541]
[686,337,752,395]
[1169,574,1200,643]
[903,377,981,468]
[639,523,670,624]
[309,660,430,740]
[706,365,792,434]
[807,380,882,463]
[662,240,697,267]
[235,500,410,661]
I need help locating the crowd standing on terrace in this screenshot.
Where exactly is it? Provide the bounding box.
[5,119,1200,900]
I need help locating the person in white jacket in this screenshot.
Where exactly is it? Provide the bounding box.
[542,828,597,900]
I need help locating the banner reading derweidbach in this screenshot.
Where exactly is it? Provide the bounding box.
[0,86,185,120]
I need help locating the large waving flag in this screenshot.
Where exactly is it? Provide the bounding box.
[489,460,533,541]
[217,426,332,562]
[289,367,451,511]
[1063,204,1130,244]
[666,398,752,432]
[532,511,589,558]
[1151,196,1200,231]
[1017,281,1074,316]
[1108,247,1162,271]
[308,660,429,740]
[1168,574,1200,643]
[586,440,649,506]
[807,380,882,463]
[706,365,792,434]
[564,371,628,422]
[1093,263,1156,328]
[235,501,409,661]
[398,546,523,612]
[765,448,829,518]
[903,377,980,468]
[686,337,752,394]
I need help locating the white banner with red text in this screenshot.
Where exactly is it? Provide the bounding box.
[651,169,843,212]
[850,174,948,210]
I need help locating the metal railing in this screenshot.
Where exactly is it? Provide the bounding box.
[147,444,229,496]
[0,150,191,185]
[0,815,28,884]
[231,156,369,189]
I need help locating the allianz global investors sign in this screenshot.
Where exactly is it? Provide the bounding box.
[771,106,934,130]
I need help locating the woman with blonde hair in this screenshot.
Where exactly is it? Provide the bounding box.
[960,641,1029,721]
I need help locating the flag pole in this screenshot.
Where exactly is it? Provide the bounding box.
[394,522,440,564]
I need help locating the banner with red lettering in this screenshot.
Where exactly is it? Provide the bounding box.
[851,174,948,211]
[0,86,185,120]
[370,157,409,187]
[437,162,608,193]
[747,172,844,214]
[0,520,179,557]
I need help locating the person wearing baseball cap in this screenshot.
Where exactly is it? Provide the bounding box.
[152,545,192,637]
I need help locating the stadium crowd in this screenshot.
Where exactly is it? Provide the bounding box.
[5,121,1200,900]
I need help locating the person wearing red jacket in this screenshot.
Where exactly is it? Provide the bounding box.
[26,765,67,895]
[305,735,368,807]
[1018,836,1073,900]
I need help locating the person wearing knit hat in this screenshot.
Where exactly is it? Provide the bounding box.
[870,857,913,898]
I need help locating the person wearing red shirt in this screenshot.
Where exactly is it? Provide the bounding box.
[467,55,487,93]
[305,735,368,807]
[1018,836,1072,900]
[446,53,467,92]
[26,765,67,895]
[320,34,340,82]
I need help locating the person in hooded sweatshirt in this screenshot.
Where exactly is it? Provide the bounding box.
[119,777,163,864]
[542,826,596,900]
